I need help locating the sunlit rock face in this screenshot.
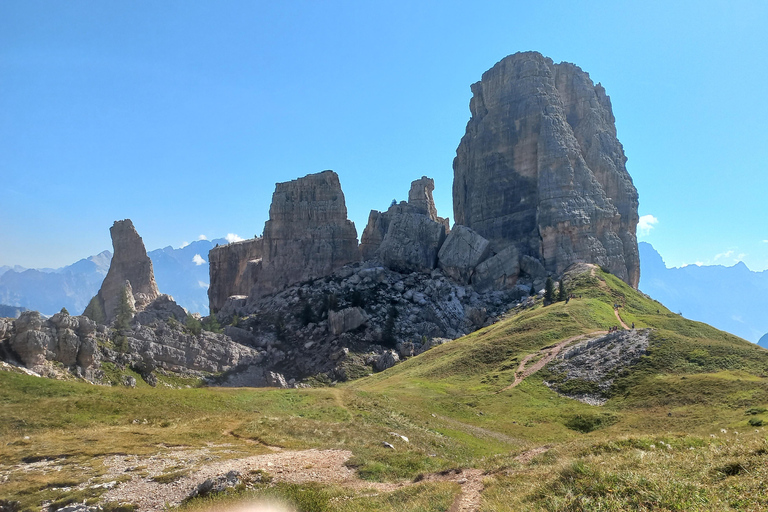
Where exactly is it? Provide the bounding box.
[84,219,160,323]
[453,51,639,287]
[252,170,361,298]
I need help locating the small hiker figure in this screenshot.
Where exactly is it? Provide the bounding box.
[631,322,635,329]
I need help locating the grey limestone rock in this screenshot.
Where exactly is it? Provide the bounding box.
[134,294,188,325]
[437,225,491,283]
[471,246,520,292]
[374,350,400,372]
[329,307,368,335]
[252,170,360,298]
[208,238,263,314]
[84,219,160,323]
[453,51,639,288]
[360,176,449,264]
[377,213,447,273]
[9,310,102,370]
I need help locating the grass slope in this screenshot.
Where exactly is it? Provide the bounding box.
[2,265,768,511]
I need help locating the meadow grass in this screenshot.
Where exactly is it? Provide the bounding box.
[2,266,768,510]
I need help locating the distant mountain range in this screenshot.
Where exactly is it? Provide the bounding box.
[0,239,225,316]
[3,240,768,344]
[638,242,768,343]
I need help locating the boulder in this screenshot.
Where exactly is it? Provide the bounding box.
[10,311,53,367]
[437,225,491,283]
[134,294,188,325]
[453,51,639,288]
[471,246,520,292]
[328,307,368,335]
[377,213,447,273]
[373,350,400,372]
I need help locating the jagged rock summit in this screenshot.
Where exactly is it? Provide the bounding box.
[84,219,160,323]
[453,51,640,288]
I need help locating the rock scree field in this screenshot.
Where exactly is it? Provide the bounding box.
[3,264,768,511]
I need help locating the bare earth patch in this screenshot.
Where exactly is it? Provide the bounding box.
[94,445,488,511]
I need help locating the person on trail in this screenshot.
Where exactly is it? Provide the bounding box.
[631,322,635,329]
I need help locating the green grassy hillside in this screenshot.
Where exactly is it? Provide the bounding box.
[2,265,768,511]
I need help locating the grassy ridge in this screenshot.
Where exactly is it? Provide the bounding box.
[2,265,768,510]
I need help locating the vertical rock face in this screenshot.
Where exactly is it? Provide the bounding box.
[453,51,639,287]
[360,176,449,272]
[253,170,360,297]
[84,219,160,323]
[208,238,263,313]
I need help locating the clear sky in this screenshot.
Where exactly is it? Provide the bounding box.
[1,1,767,271]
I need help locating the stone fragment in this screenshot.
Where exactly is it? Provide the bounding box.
[328,307,368,335]
[437,225,491,283]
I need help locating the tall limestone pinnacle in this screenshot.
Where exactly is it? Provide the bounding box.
[252,170,361,297]
[84,219,160,323]
[453,51,640,288]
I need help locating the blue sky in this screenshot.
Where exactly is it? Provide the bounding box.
[1,1,767,271]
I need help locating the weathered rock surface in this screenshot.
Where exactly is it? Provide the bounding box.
[453,51,639,288]
[361,176,448,273]
[214,261,525,384]
[377,213,447,273]
[329,307,368,335]
[252,170,360,298]
[208,238,263,314]
[471,246,520,292]
[5,310,101,371]
[437,225,491,283]
[374,350,399,372]
[0,296,264,385]
[84,219,160,323]
[125,321,257,374]
[545,329,650,405]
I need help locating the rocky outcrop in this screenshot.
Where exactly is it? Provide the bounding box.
[437,225,491,283]
[84,220,160,323]
[545,329,650,405]
[360,176,448,273]
[215,261,526,384]
[252,171,360,298]
[124,322,258,374]
[0,296,263,383]
[453,51,639,288]
[377,213,447,273]
[6,310,102,371]
[208,238,264,313]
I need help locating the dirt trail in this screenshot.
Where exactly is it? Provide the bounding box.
[500,331,607,392]
[614,308,629,329]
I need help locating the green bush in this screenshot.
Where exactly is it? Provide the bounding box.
[565,413,618,433]
[185,316,202,336]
